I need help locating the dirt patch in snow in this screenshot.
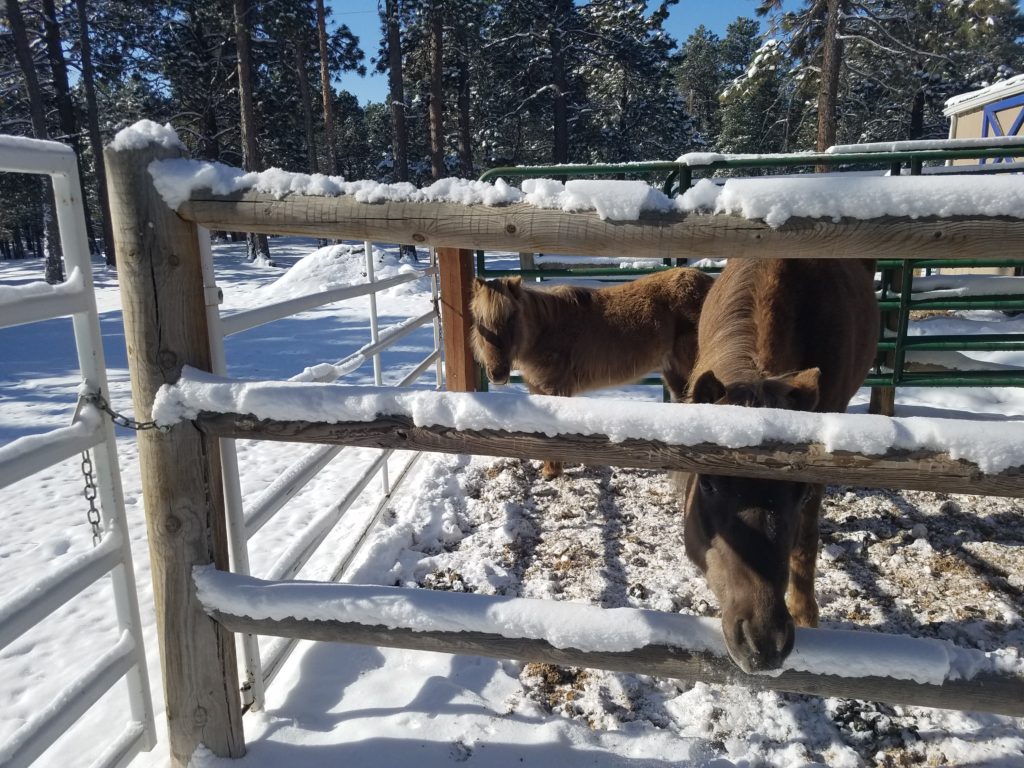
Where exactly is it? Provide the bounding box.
[407,456,1024,767]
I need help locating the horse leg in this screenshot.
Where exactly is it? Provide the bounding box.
[663,332,698,402]
[786,483,824,628]
[526,381,566,480]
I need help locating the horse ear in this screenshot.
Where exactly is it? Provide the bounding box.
[504,276,523,299]
[771,368,820,411]
[689,370,726,404]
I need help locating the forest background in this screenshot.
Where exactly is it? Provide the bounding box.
[2,0,1022,274]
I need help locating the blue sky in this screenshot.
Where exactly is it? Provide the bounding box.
[328,1,797,106]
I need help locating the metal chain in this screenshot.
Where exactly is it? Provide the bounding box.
[81,450,103,546]
[83,390,170,432]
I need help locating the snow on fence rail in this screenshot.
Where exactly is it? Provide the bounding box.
[0,134,155,768]
[103,125,1024,768]
[154,369,1024,498]
[195,569,1024,717]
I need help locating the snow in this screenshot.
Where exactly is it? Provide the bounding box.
[674,150,817,164]
[944,73,1024,112]
[149,158,523,211]
[675,175,1024,228]
[149,156,1024,230]
[109,120,184,152]
[153,369,1024,474]
[0,134,77,162]
[195,567,724,655]
[826,136,1024,154]
[3,240,1024,768]
[0,266,83,309]
[194,568,1011,686]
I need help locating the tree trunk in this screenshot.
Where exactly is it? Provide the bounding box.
[75,0,117,266]
[455,21,473,177]
[385,0,409,183]
[232,0,271,264]
[909,85,925,140]
[13,226,23,259]
[294,39,319,174]
[549,0,571,165]
[385,0,416,260]
[42,0,98,255]
[315,0,338,175]
[428,4,445,180]
[5,0,63,283]
[202,105,221,161]
[815,0,843,162]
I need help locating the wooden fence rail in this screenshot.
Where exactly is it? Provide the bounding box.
[201,574,1024,718]
[174,191,1024,262]
[194,412,1024,498]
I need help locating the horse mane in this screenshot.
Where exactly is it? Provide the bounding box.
[472,278,593,331]
[470,280,516,331]
[692,263,762,388]
[516,283,593,328]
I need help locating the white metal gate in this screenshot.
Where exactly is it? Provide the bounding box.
[199,232,442,711]
[0,136,156,768]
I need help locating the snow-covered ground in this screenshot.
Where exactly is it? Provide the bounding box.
[1,239,1023,768]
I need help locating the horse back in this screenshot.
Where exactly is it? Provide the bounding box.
[694,259,878,413]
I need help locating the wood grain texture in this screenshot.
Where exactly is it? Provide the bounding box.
[437,247,477,392]
[209,611,1024,717]
[105,143,244,765]
[194,413,1024,497]
[176,192,1024,261]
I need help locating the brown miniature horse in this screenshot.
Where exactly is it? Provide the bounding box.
[679,258,878,674]
[471,268,714,479]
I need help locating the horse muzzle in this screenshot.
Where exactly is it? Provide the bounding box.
[487,367,510,385]
[724,612,795,674]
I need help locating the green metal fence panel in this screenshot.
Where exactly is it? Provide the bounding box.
[475,142,1024,392]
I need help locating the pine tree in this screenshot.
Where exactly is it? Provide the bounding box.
[676,25,722,144]
[579,0,695,161]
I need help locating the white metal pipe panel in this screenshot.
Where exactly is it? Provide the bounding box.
[429,249,443,387]
[245,444,345,538]
[399,350,442,387]
[0,411,104,490]
[288,309,436,385]
[260,450,421,690]
[332,452,423,582]
[362,309,436,359]
[0,135,76,176]
[265,451,391,582]
[0,268,93,330]
[0,633,137,768]
[87,721,146,768]
[0,533,123,651]
[365,244,390,496]
[220,267,438,337]
[7,142,157,747]
[197,227,266,709]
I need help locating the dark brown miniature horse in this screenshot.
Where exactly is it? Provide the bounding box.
[680,258,878,674]
[471,268,714,479]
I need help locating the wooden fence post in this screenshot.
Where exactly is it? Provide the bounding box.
[438,247,477,392]
[105,139,245,766]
